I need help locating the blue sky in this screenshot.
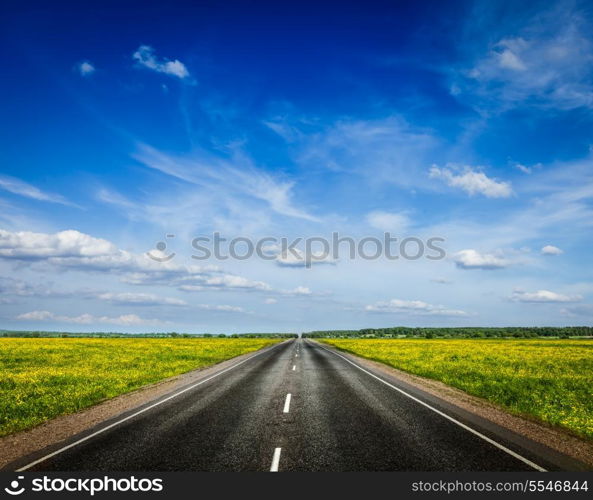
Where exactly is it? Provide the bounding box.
[1,0,593,332]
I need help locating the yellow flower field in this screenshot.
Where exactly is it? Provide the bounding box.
[0,338,279,437]
[320,339,593,440]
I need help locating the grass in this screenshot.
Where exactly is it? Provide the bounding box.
[0,337,280,437]
[320,338,593,440]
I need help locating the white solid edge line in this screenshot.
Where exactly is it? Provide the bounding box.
[283,393,292,413]
[270,447,282,472]
[313,342,547,472]
[16,341,287,472]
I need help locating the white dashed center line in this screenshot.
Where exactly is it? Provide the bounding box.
[283,393,292,413]
[270,447,282,472]
[292,365,296,371]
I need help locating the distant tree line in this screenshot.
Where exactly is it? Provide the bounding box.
[303,326,593,339]
[0,330,297,339]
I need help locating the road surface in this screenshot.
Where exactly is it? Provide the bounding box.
[8,339,587,472]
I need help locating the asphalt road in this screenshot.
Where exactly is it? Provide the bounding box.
[9,339,588,472]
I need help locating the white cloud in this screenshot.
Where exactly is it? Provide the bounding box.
[200,274,271,291]
[177,273,320,299]
[281,286,312,296]
[458,6,593,110]
[77,61,95,76]
[429,165,512,198]
[178,274,316,299]
[365,299,468,317]
[0,228,202,278]
[0,277,192,307]
[132,45,190,80]
[366,211,410,232]
[195,304,246,313]
[125,269,274,293]
[116,264,215,285]
[497,46,527,71]
[274,247,336,267]
[510,289,582,303]
[0,229,117,259]
[96,292,187,306]
[453,249,510,270]
[260,243,282,257]
[541,245,563,255]
[0,229,280,299]
[274,249,305,267]
[16,310,163,326]
[16,310,59,321]
[0,175,75,206]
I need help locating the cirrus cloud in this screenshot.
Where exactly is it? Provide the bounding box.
[0,175,76,207]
